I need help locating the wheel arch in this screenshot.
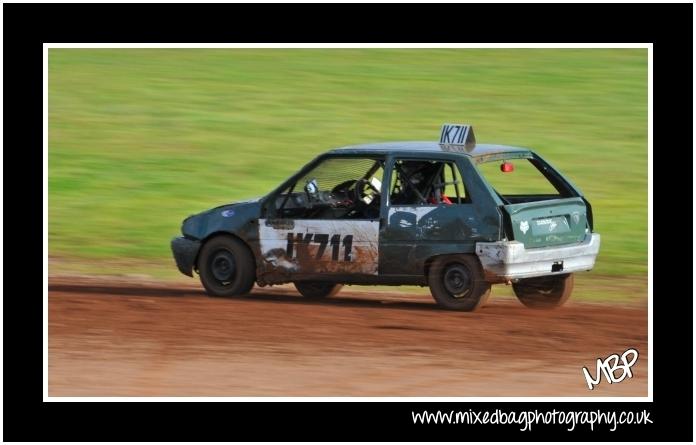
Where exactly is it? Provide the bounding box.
[424,252,483,279]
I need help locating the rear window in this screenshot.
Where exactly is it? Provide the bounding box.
[477,158,564,199]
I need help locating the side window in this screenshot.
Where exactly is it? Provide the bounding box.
[274,157,385,219]
[389,159,468,206]
[296,157,379,194]
[476,158,567,203]
[443,161,467,203]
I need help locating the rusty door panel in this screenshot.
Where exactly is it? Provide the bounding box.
[258,219,379,276]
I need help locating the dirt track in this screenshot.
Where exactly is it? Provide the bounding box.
[48,276,648,396]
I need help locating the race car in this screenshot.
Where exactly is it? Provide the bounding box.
[171,124,600,311]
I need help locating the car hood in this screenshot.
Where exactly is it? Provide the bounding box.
[182,197,262,240]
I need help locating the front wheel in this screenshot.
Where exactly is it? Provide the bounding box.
[512,274,574,309]
[294,281,343,299]
[198,235,256,297]
[427,255,491,311]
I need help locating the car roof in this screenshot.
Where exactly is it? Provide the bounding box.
[328,140,532,159]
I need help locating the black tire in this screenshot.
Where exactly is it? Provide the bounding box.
[197,235,256,297]
[512,273,574,309]
[294,281,343,299]
[427,255,491,311]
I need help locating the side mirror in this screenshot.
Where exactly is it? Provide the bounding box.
[304,179,319,200]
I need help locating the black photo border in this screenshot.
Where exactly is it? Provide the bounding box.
[4,2,692,442]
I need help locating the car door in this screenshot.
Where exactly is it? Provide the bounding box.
[258,155,383,277]
[379,157,484,276]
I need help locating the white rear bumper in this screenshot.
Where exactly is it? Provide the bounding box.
[475,233,601,281]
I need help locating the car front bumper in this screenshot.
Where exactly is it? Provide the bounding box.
[475,233,600,281]
[171,236,201,277]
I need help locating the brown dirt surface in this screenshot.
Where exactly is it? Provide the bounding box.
[48,275,648,397]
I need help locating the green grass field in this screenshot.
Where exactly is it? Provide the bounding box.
[49,49,648,290]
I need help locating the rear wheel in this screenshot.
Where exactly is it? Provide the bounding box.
[427,255,491,311]
[198,235,256,297]
[513,273,574,309]
[294,281,343,299]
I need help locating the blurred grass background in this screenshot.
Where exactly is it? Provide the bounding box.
[49,49,648,295]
